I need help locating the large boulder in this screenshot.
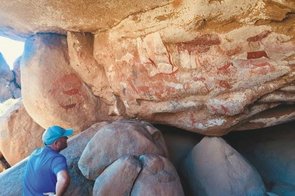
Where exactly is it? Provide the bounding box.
[21,33,113,132]
[131,154,184,196]
[78,120,168,180]
[0,99,43,165]
[226,121,295,195]
[180,137,266,196]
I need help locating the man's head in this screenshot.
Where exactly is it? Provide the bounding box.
[42,125,73,151]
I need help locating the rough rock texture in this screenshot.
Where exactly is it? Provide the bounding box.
[93,155,141,196]
[67,32,116,107]
[94,25,294,135]
[131,154,184,196]
[237,104,295,131]
[5,0,292,135]
[0,99,43,165]
[0,0,168,40]
[78,120,168,180]
[0,121,108,195]
[226,121,295,196]
[21,34,115,132]
[181,137,266,196]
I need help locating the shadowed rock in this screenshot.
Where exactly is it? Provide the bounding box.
[226,121,295,195]
[181,137,266,196]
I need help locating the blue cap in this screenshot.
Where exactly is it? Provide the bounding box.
[42,125,73,145]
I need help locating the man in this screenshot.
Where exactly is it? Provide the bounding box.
[23,125,73,196]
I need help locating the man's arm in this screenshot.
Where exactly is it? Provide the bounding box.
[55,170,70,196]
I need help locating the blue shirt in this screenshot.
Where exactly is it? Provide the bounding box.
[23,146,68,196]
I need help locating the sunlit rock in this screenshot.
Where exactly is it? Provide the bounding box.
[0,99,43,165]
[21,33,114,132]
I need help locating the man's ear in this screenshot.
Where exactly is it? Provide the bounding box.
[53,140,59,146]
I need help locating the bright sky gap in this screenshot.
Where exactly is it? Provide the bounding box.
[0,36,24,69]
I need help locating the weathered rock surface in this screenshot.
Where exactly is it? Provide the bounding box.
[236,104,295,131]
[131,154,184,196]
[0,0,166,40]
[2,1,292,135]
[21,34,115,132]
[67,32,116,106]
[94,25,294,135]
[78,120,168,180]
[0,99,43,165]
[0,0,295,135]
[93,155,141,196]
[181,137,266,196]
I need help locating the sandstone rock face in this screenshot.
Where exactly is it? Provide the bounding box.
[1,0,294,136]
[21,34,114,132]
[0,99,44,165]
[181,137,266,196]
[0,0,167,39]
[94,25,294,135]
[78,120,168,180]
[67,32,115,105]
